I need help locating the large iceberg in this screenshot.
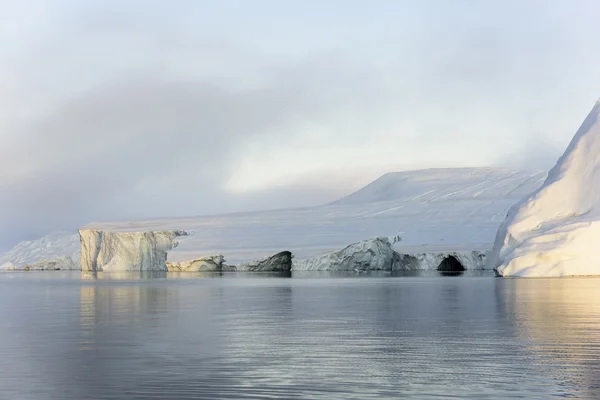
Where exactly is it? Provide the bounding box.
[489,99,600,277]
[80,229,188,272]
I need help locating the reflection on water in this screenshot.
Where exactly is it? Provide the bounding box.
[81,271,170,280]
[501,278,600,398]
[82,271,293,280]
[0,272,600,398]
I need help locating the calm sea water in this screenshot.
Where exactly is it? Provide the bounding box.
[1,271,600,399]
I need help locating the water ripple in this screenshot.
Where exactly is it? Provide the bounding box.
[0,272,599,398]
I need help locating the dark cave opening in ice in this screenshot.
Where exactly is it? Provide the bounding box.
[437,255,465,272]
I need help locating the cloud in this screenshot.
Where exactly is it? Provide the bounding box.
[492,139,564,172]
[0,58,401,245]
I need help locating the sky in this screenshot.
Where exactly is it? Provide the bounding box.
[1,0,600,248]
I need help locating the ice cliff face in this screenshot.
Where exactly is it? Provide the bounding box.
[292,237,487,271]
[292,238,401,271]
[396,251,486,271]
[489,99,600,277]
[80,229,188,272]
[237,251,292,272]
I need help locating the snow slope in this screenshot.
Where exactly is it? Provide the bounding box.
[2,167,546,269]
[335,168,546,204]
[489,100,600,277]
[0,231,80,268]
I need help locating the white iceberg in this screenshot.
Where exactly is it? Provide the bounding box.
[489,99,600,277]
[80,229,188,272]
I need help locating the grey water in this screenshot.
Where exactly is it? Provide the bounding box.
[1,271,600,399]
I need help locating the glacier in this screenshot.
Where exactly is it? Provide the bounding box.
[489,100,600,277]
[1,168,546,272]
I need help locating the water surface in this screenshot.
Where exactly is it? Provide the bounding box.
[1,271,599,399]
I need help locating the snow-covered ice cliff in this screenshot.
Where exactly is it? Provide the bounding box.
[489,99,600,277]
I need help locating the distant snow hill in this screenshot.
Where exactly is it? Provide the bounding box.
[334,167,546,204]
[1,168,547,269]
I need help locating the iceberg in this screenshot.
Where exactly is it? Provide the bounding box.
[292,238,401,271]
[80,229,188,272]
[237,251,292,272]
[489,99,600,277]
[395,251,486,271]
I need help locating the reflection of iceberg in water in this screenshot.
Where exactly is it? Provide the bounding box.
[502,278,600,396]
[78,280,179,397]
[80,283,171,321]
[78,276,237,397]
[216,278,510,392]
[81,271,292,280]
[81,271,168,280]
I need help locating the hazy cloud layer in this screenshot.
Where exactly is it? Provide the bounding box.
[1,0,600,247]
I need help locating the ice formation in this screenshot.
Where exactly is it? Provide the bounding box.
[394,250,486,271]
[80,229,187,272]
[2,168,547,272]
[489,99,600,277]
[166,255,225,272]
[237,251,292,272]
[292,238,400,271]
